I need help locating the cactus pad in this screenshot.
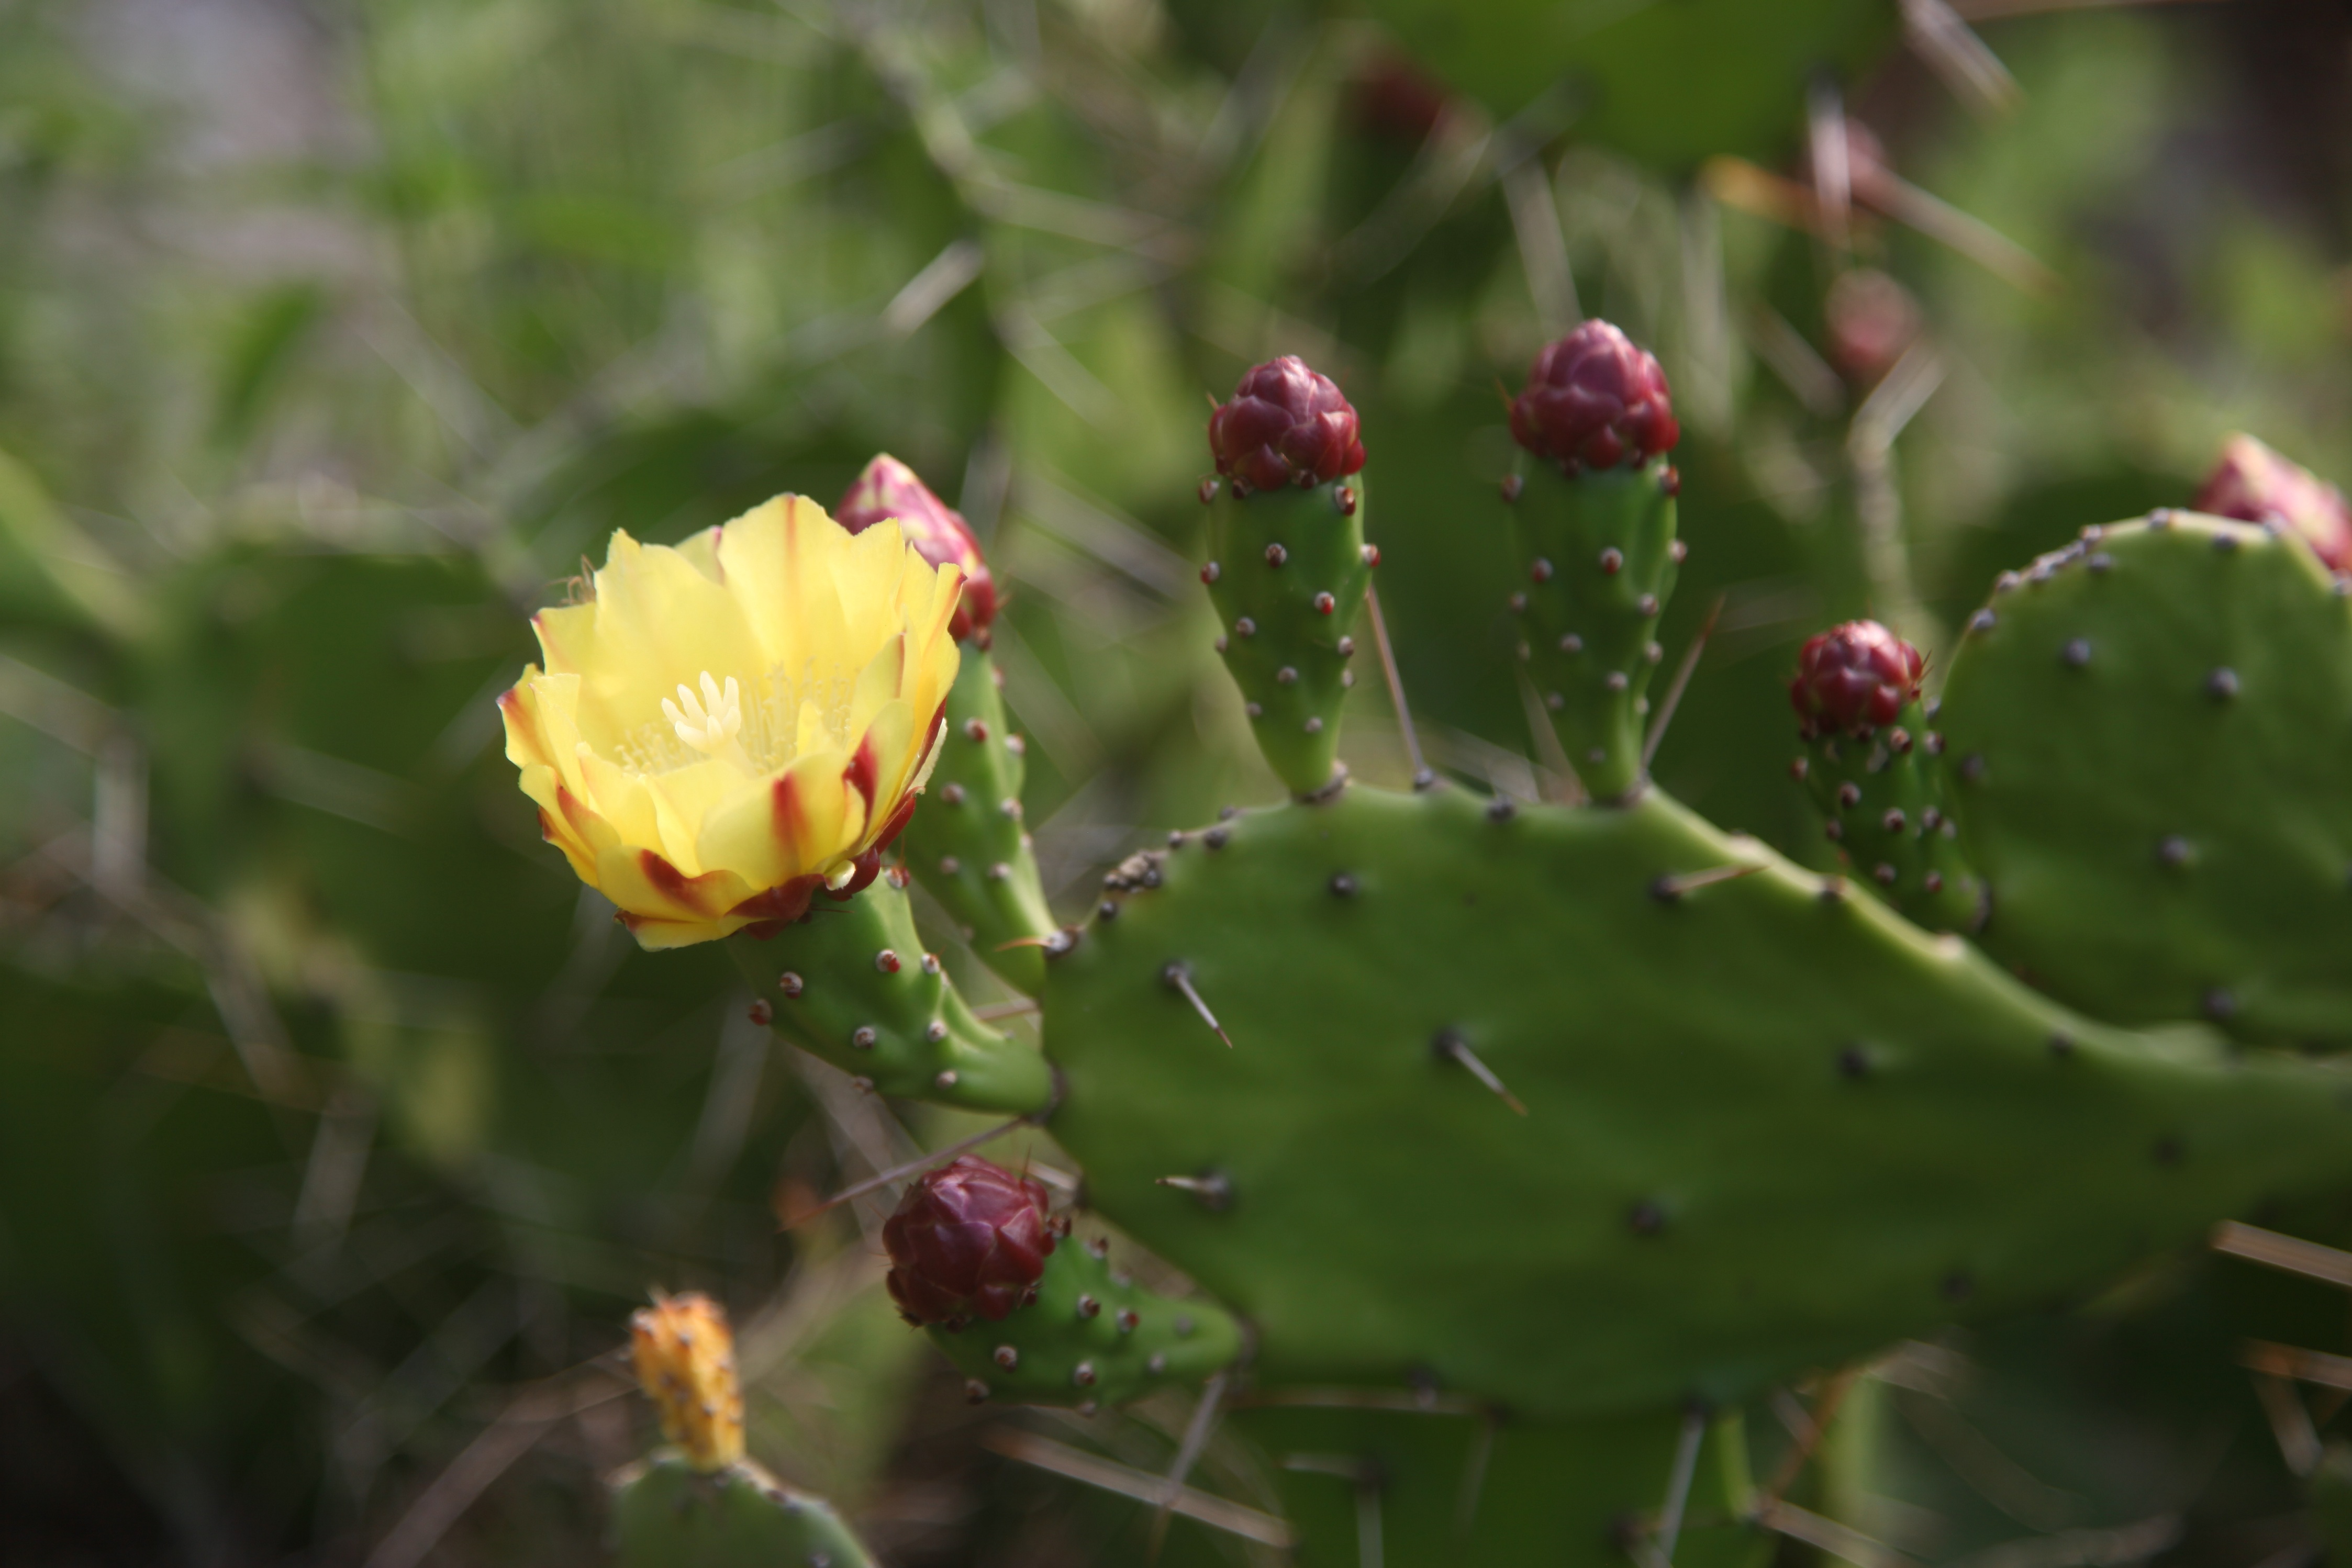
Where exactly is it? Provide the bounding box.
[901,648,1055,994]
[1203,480,1373,796]
[1939,512,2352,1043]
[1041,782,2352,1419]
[1504,460,1680,800]
[924,1225,1243,1408]
[1228,1403,1763,1568]
[610,1454,876,1567]
[729,882,1053,1114]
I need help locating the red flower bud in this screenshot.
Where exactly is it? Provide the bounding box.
[1353,53,1452,145]
[1508,321,1680,473]
[1790,621,1925,739]
[883,1155,1055,1328]
[837,455,999,639]
[1825,269,1920,385]
[1208,356,1366,496]
[2193,434,2352,573]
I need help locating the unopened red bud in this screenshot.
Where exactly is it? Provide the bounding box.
[883,1156,1056,1327]
[1352,52,1453,145]
[1508,321,1679,473]
[1790,621,1925,739]
[1208,356,1366,496]
[2194,434,2352,573]
[1825,269,1920,385]
[837,455,999,639]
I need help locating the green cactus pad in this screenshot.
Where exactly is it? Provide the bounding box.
[1939,511,2352,1043]
[924,1224,1243,1408]
[1228,1403,1763,1568]
[902,646,1055,995]
[1041,783,2352,1420]
[728,882,1053,1115]
[1203,478,1373,797]
[1506,456,1679,800]
[610,1453,875,1567]
[1794,699,1983,933]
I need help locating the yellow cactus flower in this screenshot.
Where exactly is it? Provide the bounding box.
[629,1292,744,1471]
[500,495,962,949]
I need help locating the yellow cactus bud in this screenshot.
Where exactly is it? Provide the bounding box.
[629,1292,745,1472]
[500,495,962,948]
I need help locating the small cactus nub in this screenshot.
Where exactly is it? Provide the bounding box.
[883,1156,1057,1328]
[1790,621,1926,740]
[630,1292,746,1472]
[837,454,1000,640]
[1208,356,1366,496]
[1508,320,1680,474]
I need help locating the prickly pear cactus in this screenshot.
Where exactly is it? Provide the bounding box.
[611,1293,884,1566]
[1938,511,2352,1043]
[1789,620,1983,931]
[900,646,1056,993]
[1201,356,1374,797]
[501,324,2352,1568]
[1502,322,1684,800]
[611,1454,877,1567]
[1230,1403,1764,1568]
[726,877,1051,1113]
[923,1227,1244,1410]
[835,456,1057,993]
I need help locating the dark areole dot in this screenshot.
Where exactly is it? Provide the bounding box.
[1941,1271,1975,1302]
[1329,872,1358,898]
[1628,1200,1666,1237]
[1836,1045,1871,1079]
[2048,1031,2076,1058]
[2154,1136,2184,1167]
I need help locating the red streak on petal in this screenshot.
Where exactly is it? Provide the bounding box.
[554,784,600,842]
[728,872,826,926]
[872,793,919,855]
[771,770,809,862]
[638,849,722,915]
[846,735,881,818]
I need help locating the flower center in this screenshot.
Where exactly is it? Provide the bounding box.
[598,663,858,780]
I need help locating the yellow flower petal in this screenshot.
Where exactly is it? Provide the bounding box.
[694,749,863,898]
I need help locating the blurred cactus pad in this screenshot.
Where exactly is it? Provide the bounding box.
[10,2,2352,1566]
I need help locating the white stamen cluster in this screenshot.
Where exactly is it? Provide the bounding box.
[662,672,744,755]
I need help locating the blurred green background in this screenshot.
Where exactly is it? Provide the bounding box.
[3,0,2351,1562]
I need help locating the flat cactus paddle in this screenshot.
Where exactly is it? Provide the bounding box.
[1041,782,2352,1419]
[1941,511,2352,1044]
